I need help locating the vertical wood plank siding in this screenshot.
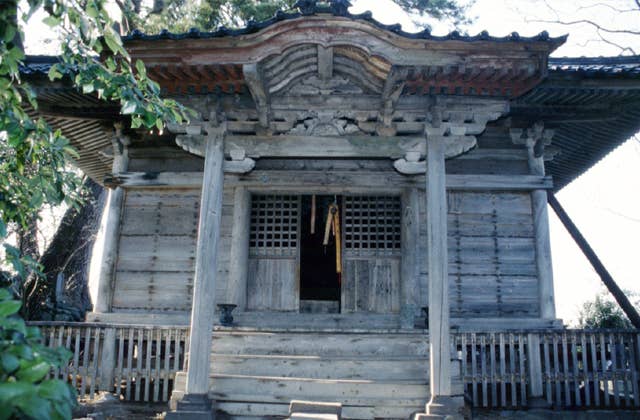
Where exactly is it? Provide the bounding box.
[34,322,189,402]
[455,330,640,409]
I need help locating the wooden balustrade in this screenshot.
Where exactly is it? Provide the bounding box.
[454,330,640,409]
[28,322,639,410]
[31,322,189,402]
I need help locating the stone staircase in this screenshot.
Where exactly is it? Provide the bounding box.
[172,329,461,419]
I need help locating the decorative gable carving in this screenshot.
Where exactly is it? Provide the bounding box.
[287,111,363,136]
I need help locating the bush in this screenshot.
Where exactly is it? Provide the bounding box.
[0,288,77,419]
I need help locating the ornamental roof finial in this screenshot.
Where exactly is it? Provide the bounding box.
[293,0,353,16]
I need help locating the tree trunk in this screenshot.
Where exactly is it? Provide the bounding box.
[26,179,106,320]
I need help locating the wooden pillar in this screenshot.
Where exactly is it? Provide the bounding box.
[425,134,452,406]
[99,328,117,391]
[184,123,226,399]
[94,126,129,313]
[527,333,544,400]
[401,188,420,328]
[527,136,556,320]
[228,187,251,310]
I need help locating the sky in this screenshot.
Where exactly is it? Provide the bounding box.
[22,0,640,324]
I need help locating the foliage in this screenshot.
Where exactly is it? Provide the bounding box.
[0,288,77,419]
[577,291,638,329]
[391,0,472,27]
[118,0,471,33]
[0,0,192,281]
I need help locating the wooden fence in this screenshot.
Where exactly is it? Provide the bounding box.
[454,330,640,409]
[31,322,189,402]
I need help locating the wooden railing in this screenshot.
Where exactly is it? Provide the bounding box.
[454,330,640,409]
[29,322,640,410]
[31,322,189,402]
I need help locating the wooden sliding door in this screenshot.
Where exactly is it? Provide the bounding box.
[246,194,300,311]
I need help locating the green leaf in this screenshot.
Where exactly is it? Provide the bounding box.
[42,16,61,27]
[135,59,146,76]
[82,83,94,94]
[37,380,70,400]
[0,353,20,374]
[121,100,137,115]
[3,26,16,43]
[0,300,22,317]
[0,382,31,403]
[103,29,123,55]
[48,65,63,81]
[0,289,11,300]
[14,393,52,419]
[0,219,6,238]
[16,361,50,383]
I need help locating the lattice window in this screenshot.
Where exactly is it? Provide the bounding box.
[344,195,401,256]
[249,194,299,257]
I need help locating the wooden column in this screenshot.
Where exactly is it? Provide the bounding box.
[94,126,129,313]
[527,128,556,320]
[400,188,421,328]
[228,187,251,310]
[185,123,226,398]
[425,133,452,406]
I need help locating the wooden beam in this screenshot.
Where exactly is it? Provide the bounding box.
[380,66,409,130]
[317,45,333,81]
[105,170,552,191]
[243,63,270,128]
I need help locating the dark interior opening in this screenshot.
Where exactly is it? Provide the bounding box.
[300,195,341,304]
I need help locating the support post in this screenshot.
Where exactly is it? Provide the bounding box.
[528,137,556,320]
[168,122,226,419]
[526,333,544,402]
[400,188,421,328]
[93,124,129,313]
[511,124,555,320]
[228,187,251,310]
[425,133,455,416]
[99,328,116,392]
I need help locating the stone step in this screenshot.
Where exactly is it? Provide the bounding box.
[209,354,429,381]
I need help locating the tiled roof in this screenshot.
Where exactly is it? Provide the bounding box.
[549,56,640,76]
[19,55,60,75]
[22,55,640,78]
[120,3,564,45]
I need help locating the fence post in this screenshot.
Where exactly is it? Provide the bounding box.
[527,333,545,405]
[99,328,117,392]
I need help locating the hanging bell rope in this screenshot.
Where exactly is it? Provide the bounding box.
[310,194,316,235]
[322,202,342,275]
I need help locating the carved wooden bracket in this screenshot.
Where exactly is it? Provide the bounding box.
[393,100,508,175]
[510,121,557,160]
[175,122,256,174]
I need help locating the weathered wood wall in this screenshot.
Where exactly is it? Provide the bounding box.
[111,186,234,312]
[110,125,544,319]
[447,191,538,318]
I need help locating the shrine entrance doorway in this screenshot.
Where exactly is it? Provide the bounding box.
[300,195,342,314]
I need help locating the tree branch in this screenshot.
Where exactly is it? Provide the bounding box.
[525,17,640,35]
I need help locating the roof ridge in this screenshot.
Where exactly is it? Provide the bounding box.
[550,55,640,64]
[121,6,566,45]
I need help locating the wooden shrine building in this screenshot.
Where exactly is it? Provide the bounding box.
[21,1,640,418]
